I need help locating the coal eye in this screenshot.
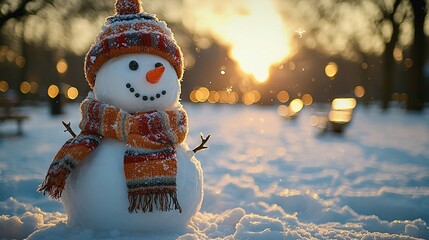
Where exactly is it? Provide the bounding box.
[129,60,139,71]
[155,62,163,68]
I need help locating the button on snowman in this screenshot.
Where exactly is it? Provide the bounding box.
[39,0,203,231]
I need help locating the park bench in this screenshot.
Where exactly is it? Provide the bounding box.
[0,96,29,135]
[279,98,304,120]
[318,98,356,134]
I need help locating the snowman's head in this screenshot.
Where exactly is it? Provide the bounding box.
[84,0,184,112]
[93,53,180,112]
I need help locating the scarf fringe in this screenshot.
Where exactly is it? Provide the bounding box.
[37,166,70,199]
[128,190,182,213]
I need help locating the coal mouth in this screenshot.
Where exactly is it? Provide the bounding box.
[125,83,167,101]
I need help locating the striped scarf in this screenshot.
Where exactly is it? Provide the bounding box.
[38,97,188,213]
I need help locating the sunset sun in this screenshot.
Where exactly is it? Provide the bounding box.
[220,1,292,83]
[183,0,293,83]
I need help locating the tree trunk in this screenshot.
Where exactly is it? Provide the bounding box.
[407,0,426,111]
[19,19,28,104]
[382,35,397,110]
[381,0,402,111]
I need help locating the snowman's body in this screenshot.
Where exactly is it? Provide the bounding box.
[60,53,204,231]
[62,140,203,231]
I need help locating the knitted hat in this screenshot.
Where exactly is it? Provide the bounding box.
[84,0,184,89]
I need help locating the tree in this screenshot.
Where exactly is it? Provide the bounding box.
[275,0,426,110]
[0,0,53,30]
[379,0,427,111]
[380,0,402,110]
[408,0,426,111]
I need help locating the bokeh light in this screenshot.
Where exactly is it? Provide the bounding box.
[189,88,240,105]
[20,81,31,94]
[48,84,60,98]
[302,94,313,106]
[250,90,261,103]
[56,59,68,74]
[0,80,9,92]
[289,98,304,113]
[227,92,239,104]
[190,90,198,103]
[329,110,353,123]
[208,91,219,103]
[277,90,290,103]
[331,98,357,110]
[325,62,338,78]
[195,87,209,102]
[277,105,289,117]
[241,90,261,105]
[67,87,79,100]
[190,87,210,103]
[354,86,365,98]
[393,47,403,62]
[219,91,228,104]
[242,92,256,105]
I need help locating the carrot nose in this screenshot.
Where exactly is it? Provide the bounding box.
[146,66,165,84]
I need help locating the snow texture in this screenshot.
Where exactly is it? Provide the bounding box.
[0,103,428,239]
[100,11,174,43]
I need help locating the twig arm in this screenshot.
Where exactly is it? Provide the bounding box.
[62,121,77,138]
[193,134,211,153]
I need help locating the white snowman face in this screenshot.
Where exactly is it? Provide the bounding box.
[93,54,180,113]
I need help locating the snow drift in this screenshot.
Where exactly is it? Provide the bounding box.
[0,103,428,239]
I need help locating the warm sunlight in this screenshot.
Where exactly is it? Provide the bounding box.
[222,1,291,83]
[182,0,292,83]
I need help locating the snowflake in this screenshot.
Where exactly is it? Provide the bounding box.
[225,86,233,94]
[295,28,306,38]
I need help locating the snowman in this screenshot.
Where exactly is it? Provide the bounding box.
[38,0,204,232]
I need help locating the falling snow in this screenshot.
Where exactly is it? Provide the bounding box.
[295,28,306,38]
[225,86,233,94]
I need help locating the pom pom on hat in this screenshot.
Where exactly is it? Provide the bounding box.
[84,0,184,89]
[115,0,142,15]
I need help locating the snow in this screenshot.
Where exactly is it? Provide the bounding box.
[101,12,174,43]
[1,103,429,239]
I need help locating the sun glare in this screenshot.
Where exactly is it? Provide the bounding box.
[224,1,291,83]
[186,0,292,83]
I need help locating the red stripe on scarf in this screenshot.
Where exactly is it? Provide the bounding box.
[124,151,175,163]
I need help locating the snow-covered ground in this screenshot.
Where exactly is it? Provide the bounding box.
[1,102,428,239]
